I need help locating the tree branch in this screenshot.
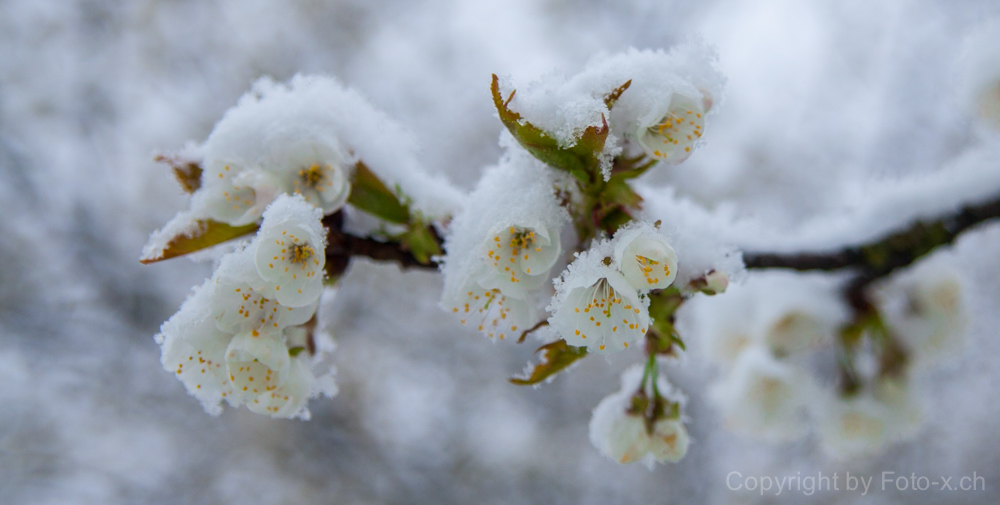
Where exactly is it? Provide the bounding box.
[743,193,1000,284]
[322,212,441,277]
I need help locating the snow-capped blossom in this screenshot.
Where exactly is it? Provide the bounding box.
[157,280,236,415]
[267,137,352,214]
[634,93,707,164]
[211,248,318,334]
[225,327,291,402]
[589,365,690,466]
[709,346,812,441]
[550,242,649,354]
[817,379,922,460]
[192,159,281,226]
[253,194,327,307]
[440,149,570,338]
[613,222,678,292]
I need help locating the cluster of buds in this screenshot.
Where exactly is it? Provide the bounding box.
[589,365,690,467]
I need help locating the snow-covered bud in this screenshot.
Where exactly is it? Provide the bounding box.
[709,346,812,441]
[589,365,689,466]
[613,223,678,292]
[550,243,649,354]
[702,270,729,295]
[634,93,705,164]
[253,195,327,307]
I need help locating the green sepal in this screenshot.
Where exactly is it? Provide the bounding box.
[288,346,306,357]
[646,287,687,354]
[400,222,441,264]
[491,74,609,184]
[140,220,258,264]
[509,339,588,386]
[347,161,411,224]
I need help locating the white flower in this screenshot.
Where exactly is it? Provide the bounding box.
[891,271,967,366]
[709,346,812,441]
[446,285,537,341]
[225,327,291,403]
[633,93,706,164]
[192,160,281,226]
[477,223,562,298]
[589,365,690,466]
[211,248,318,334]
[156,280,236,415]
[550,243,649,354]
[246,355,315,418]
[253,194,327,307]
[817,378,922,459]
[613,224,678,292]
[268,138,352,214]
[763,310,828,356]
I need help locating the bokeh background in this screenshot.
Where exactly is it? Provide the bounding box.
[2,0,1000,503]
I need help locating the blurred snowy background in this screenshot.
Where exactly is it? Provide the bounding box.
[3,0,1000,503]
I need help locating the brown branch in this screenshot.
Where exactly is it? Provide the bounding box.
[321,212,441,278]
[744,192,1000,287]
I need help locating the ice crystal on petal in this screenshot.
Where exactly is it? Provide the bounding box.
[613,223,678,292]
[253,194,327,307]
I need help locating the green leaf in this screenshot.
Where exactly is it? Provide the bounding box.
[509,339,588,386]
[490,74,609,183]
[347,161,411,224]
[140,219,258,264]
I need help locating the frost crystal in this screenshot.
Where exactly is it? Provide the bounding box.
[550,242,649,354]
[589,365,690,466]
[612,222,678,292]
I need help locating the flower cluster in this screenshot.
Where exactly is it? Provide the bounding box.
[156,195,336,418]
[549,222,678,354]
[589,365,690,467]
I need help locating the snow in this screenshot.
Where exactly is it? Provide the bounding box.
[4,0,1000,504]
